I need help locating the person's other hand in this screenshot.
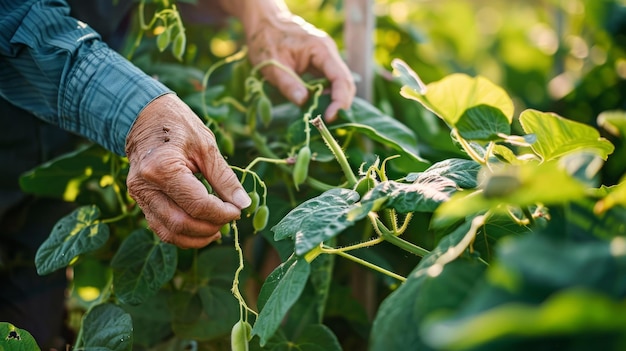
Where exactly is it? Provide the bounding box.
[241,4,356,121]
[125,94,251,248]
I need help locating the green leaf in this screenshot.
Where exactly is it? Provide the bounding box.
[122,292,171,348]
[170,246,241,340]
[391,58,427,94]
[361,178,457,214]
[252,256,311,346]
[338,97,429,167]
[309,250,335,323]
[81,303,133,351]
[370,223,486,350]
[111,229,177,305]
[519,109,614,161]
[405,158,481,189]
[286,324,342,351]
[35,205,110,275]
[455,104,511,141]
[353,159,480,218]
[433,162,587,227]
[0,322,40,351]
[400,73,514,127]
[272,188,360,255]
[19,144,112,202]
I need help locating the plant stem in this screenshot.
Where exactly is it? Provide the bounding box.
[452,128,486,165]
[231,222,257,319]
[372,215,430,257]
[331,249,406,282]
[321,237,384,254]
[311,116,358,187]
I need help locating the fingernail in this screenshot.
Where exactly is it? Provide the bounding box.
[292,88,308,105]
[233,188,252,209]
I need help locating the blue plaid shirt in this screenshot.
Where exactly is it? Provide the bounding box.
[0,0,172,155]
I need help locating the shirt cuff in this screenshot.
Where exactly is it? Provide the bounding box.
[60,40,172,155]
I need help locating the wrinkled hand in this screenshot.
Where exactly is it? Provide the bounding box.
[244,12,356,121]
[125,93,251,248]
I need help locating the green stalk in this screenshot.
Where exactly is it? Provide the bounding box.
[372,215,430,257]
[333,250,406,282]
[311,116,358,187]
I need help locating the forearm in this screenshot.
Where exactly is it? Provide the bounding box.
[0,0,171,156]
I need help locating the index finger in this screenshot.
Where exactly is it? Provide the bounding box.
[309,42,356,120]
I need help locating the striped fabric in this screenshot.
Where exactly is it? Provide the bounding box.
[0,0,171,155]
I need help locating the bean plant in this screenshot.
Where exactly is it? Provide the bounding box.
[4,1,626,350]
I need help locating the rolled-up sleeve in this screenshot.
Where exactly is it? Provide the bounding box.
[0,0,171,155]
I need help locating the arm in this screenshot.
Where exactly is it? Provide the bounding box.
[216,0,356,121]
[0,0,169,155]
[0,0,250,248]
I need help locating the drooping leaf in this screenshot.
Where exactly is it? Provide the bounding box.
[0,322,40,351]
[111,229,177,305]
[370,222,487,350]
[272,188,361,255]
[455,104,511,141]
[253,256,311,346]
[19,144,112,202]
[519,109,614,161]
[391,58,427,94]
[81,303,133,351]
[35,205,110,275]
[399,73,514,127]
[338,97,429,168]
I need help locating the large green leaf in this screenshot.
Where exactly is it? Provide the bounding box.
[81,303,133,351]
[19,144,113,201]
[111,229,177,305]
[519,109,614,161]
[398,72,514,127]
[370,221,487,350]
[0,322,40,351]
[337,97,429,167]
[35,205,110,275]
[455,104,511,141]
[253,256,311,346]
[170,246,241,340]
[272,188,361,255]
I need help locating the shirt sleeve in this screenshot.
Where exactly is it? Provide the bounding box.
[0,0,172,156]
